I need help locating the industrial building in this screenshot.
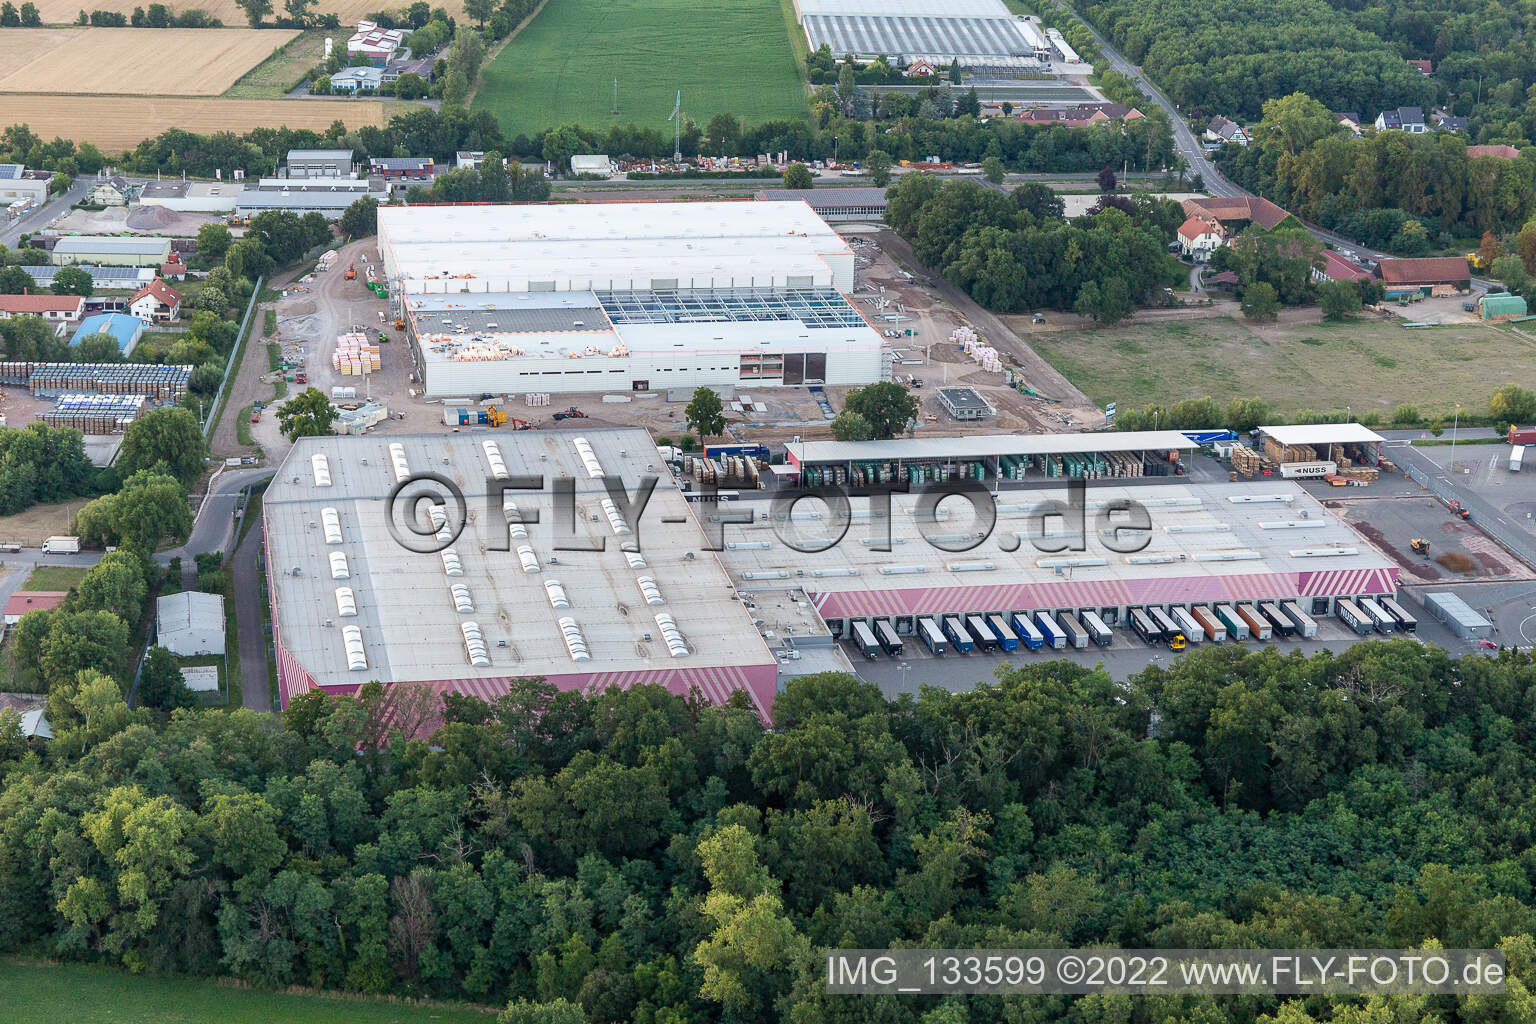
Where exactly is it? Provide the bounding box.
[0,164,51,206]
[792,0,1042,68]
[284,149,355,179]
[263,431,778,716]
[715,478,1400,646]
[51,236,172,268]
[156,591,226,656]
[17,265,155,291]
[380,202,887,396]
[1421,592,1493,639]
[754,187,888,222]
[71,313,144,356]
[233,190,380,219]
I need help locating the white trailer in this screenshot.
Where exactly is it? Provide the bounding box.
[1171,607,1205,644]
[1512,445,1525,472]
[1280,601,1318,639]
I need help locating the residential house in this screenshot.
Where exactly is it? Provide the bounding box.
[159,260,186,281]
[1181,196,1295,232]
[384,55,435,83]
[1177,216,1223,260]
[3,591,67,628]
[905,59,938,77]
[1467,144,1521,159]
[1377,256,1470,296]
[330,66,384,92]
[0,294,84,329]
[88,175,132,205]
[1336,112,1364,136]
[0,692,52,740]
[1204,116,1250,146]
[1375,107,1426,133]
[128,278,180,322]
[1409,59,1433,75]
[1019,102,1143,127]
[1433,112,1468,132]
[369,156,435,181]
[1312,249,1371,284]
[346,20,406,66]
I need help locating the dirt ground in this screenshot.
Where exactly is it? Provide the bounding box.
[0,496,93,546]
[1333,494,1533,584]
[49,204,224,238]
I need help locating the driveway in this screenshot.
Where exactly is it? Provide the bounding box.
[0,176,91,248]
[230,509,271,712]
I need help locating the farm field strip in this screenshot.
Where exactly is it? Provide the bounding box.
[0,27,298,95]
[1,95,388,149]
[472,0,806,134]
[22,0,464,24]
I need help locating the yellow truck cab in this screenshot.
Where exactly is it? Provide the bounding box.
[1169,633,1187,651]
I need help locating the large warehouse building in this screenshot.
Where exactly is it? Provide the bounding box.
[715,476,1399,642]
[793,0,1041,68]
[379,202,886,396]
[264,431,777,717]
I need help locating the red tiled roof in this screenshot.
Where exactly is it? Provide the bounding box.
[1467,144,1520,159]
[1319,250,1370,280]
[1177,216,1216,241]
[131,278,180,308]
[1409,59,1433,74]
[1181,196,1293,230]
[0,294,83,315]
[1377,256,1470,284]
[3,591,67,617]
[160,261,185,276]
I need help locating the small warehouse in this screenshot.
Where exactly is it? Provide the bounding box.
[1479,293,1527,321]
[1421,591,1493,639]
[51,236,172,268]
[569,154,614,177]
[755,187,889,222]
[1377,256,1470,297]
[284,148,355,179]
[71,313,144,357]
[156,591,226,656]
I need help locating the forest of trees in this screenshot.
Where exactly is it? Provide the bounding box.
[885,174,1186,320]
[2,644,1536,1022]
[1220,93,1536,247]
[1074,0,1430,120]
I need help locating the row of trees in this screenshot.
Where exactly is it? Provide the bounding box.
[0,2,42,25]
[1222,93,1536,246]
[4,643,1536,1022]
[1112,381,1530,433]
[885,174,1186,320]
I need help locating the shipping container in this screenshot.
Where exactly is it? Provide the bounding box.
[943,616,975,654]
[1057,611,1089,649]
[1214,603,1249,640]
[1148,607,1182,641]
[986,614,1019,652]
[1260,602,1297,637]
[1358,597,1397,633]
[1129,608,1161,644]
[1335,599,1374,635]
[1378,596,1417,633]
[967,614,999,651]
[1170,607,1205,644]
[1079,610,1113,647]
[1190,605,1227,643]
[850,620,880,659]
[1280,601,1317,638]
[918,617,948,654]
[875,619,903,656]
[1235,604,1272,640]
[1034,611,1067,650]
[1010,612,1045,650]
[1512,445,1526,472]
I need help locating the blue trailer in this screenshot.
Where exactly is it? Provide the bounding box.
[987,613,1020,652]
[942,616,974,653]
[1035,611,1067,650]
[1010,612,1045,650]
[704,443,770,460]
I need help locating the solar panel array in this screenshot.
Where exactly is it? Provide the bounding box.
[596,288,867,329]
[802,14,1032,58]
[21,265,151,284]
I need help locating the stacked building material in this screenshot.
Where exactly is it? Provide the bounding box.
[332,332,381,375]
[39,392,147,433]
[1231,444,1263,478]
[1264,437,1322,464]
[18,362,191,401]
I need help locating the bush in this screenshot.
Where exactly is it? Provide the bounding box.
[1392,404,1422,426]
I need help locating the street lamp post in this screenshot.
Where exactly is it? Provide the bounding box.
[1451,403,1460,472]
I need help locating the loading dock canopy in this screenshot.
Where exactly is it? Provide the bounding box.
[787,430,1198,466]
[1257,424,1386,447]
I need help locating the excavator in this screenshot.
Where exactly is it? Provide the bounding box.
[1410,538,1430,557]
[1446,499,1471,520]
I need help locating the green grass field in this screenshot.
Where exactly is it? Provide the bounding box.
[0,960,495,1024]
[23,565,87,591]
[472,0,807,135]
[224,30,329,99]
[1026,314,1536,418]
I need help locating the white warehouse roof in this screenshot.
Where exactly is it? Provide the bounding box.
[156,591,225,656]
[794,0,1010,17]
[1258,424,1386,446]
[377,201,860,294]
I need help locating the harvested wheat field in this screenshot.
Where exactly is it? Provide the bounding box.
[0,27,298,95]
[22,0,464,23]
[2,95,388,149]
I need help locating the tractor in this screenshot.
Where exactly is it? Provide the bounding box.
[552,406,588,421]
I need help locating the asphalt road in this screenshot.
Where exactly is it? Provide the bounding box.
[0,176,91,249]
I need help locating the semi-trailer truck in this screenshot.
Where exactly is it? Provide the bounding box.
[850,620,880,659]
[943,616,975,653]
[1171,607,1205,644]
[1079,610,1113,647]
[1010,612,1045,650]
[1379,596,1417,633]
[1058,611,1089,649]
[967,614,999,651]
[918,617,948,654]
[1358,597,1397,633]
[1260,602,1297,638]
[1129,608,1161,644]
[1214,604,1249,640]
[1190,605,1227,642]
[1148,607,1181,641]
[987,614,1020,651]
[1234,604,1272,640]
[1280,601,1317,638]
[875,619,904,656]
[1335,599,1373,635]
[1035,611,1067,650]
